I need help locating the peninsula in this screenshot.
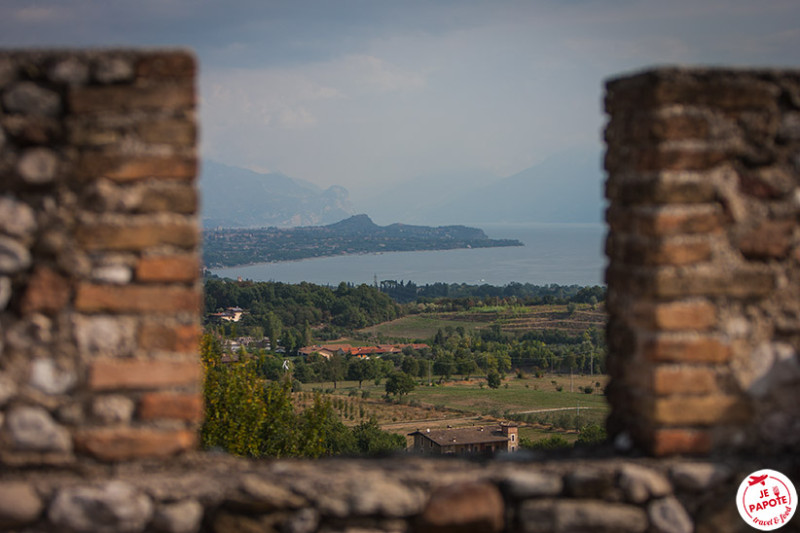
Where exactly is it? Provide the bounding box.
[203,215,523,268]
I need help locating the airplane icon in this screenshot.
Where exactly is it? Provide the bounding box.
[749,474,768,486]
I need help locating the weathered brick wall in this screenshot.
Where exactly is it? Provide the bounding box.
[0,50,202,465]
[605,68,800,456]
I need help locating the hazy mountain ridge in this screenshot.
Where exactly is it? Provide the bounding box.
[200,160,355,228]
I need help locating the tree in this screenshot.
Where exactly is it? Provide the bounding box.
[487,370,502,389]
[385,371,416,397]
[321,354,346,390]
[352,418,406,455]
[347,357,376,389]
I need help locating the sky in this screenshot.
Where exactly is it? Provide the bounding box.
[2,0,800,200]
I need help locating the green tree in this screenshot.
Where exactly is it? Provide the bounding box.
[487,370,502,389]
[385,371,416,397]
[352,417,406,455]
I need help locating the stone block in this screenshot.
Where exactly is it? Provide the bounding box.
[136,254,198,283]
[49,481,153,532]
[92,394,136,424]
[68,84,194,113]
[75,284,201,314]
[501,470,564,499]
[621,237,712,266]
[0,235,32,274]
[74,315,137,356]
[152,500,203,533]
[737,219,794,260]
[2,81,61,116]
[30,358,77,395]
[634,206,723,237]
[17,147,58,184]
[0,195,37,239]
[520,499,647,533]
[418,482,504,533]
[73,428,196,461]
[75,220,198,251]
[88,359,201,390]
[609,178,717,206]
[618,464,672,504]
[6,405,72,453]
[0,482,44,529]
[21,266,71,314]
[139,392,203,422]
[606,145,727,173]
[652,365,718,395]
[644,335,731,363]
[648,496,693,533]
[652,268,775,299]
[669,462,732,491]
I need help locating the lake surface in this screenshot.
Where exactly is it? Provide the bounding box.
[212,223,607,287]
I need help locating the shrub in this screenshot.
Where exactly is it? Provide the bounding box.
[555,385,563,392]
[361,390,370,399]
[582,386,594,394]
[526,435,571,451]
[576,423,607,446]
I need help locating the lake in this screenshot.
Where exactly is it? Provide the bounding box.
[212,223,607,287]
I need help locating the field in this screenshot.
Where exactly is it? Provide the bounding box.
[359,303,605,341]
[296,372,608,446]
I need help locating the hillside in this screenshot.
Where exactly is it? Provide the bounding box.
[203,215,523,268]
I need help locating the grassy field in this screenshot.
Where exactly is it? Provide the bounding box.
[359,303,606,341]
[297,372,609,445]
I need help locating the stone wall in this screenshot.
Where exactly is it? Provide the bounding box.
[0,50,202,466]
[604,68,800,456]
[0,52,798,532]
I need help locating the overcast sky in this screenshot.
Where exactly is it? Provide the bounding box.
[2,0,799,197]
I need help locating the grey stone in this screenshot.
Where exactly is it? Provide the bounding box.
[49,481,153,533]
[92,264,133,284]
[238,474,307,511]
[520,500,648,533]
[670,462,732,492]
[0,372,16,406]
[747,343,800,398]
[6,405,72,453]
[0,235,31,274]
[17,147,58,184]
[284,508,320,533]
[0,195,37,239]
[0,276,11,310]
[502,470,563,498]
[92,394,135,424]
[74,315,136,356]
[152,500,203,533]
[566,468,617,498]
[618,463,672,503]
[347,475,425,518]
[0,481,43,528]
[3,82,61,116]
[779,112,800,141]
[94,57,134,83]
[648,497,693,533]
[0,58,14,85]
[30,358,77,395]
[48,57,90,85]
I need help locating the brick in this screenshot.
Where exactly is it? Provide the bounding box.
[637,207,723,236]
[652,268,774,298]
[651,300,716,331]
[139,392,203,421]
[136,118,196,145]
[136,255,198,283]
[738,220,794,260]
[74,428,195,461]
[622,238,712,266]
[643,335,731,363]
[136,52,196,79]
[88,359,201,390]
[651,429,712,456]
[605,146,727,173]
[608,178,717,206]
[75,221,198,251]
[606,111,712,144]
[75,284,201,314]
[69,84,194,113]
[20,267,70,314]
[138,184,198,214]
[652,366,718,395]
[138,322,201,353]
[651,395,748,425]
[78,154,196,182]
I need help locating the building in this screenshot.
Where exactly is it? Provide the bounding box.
[408,424,518,455]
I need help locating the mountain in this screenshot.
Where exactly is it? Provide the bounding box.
[199,160,355,228]
[203,215,522,267]
[353,148,604,226]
